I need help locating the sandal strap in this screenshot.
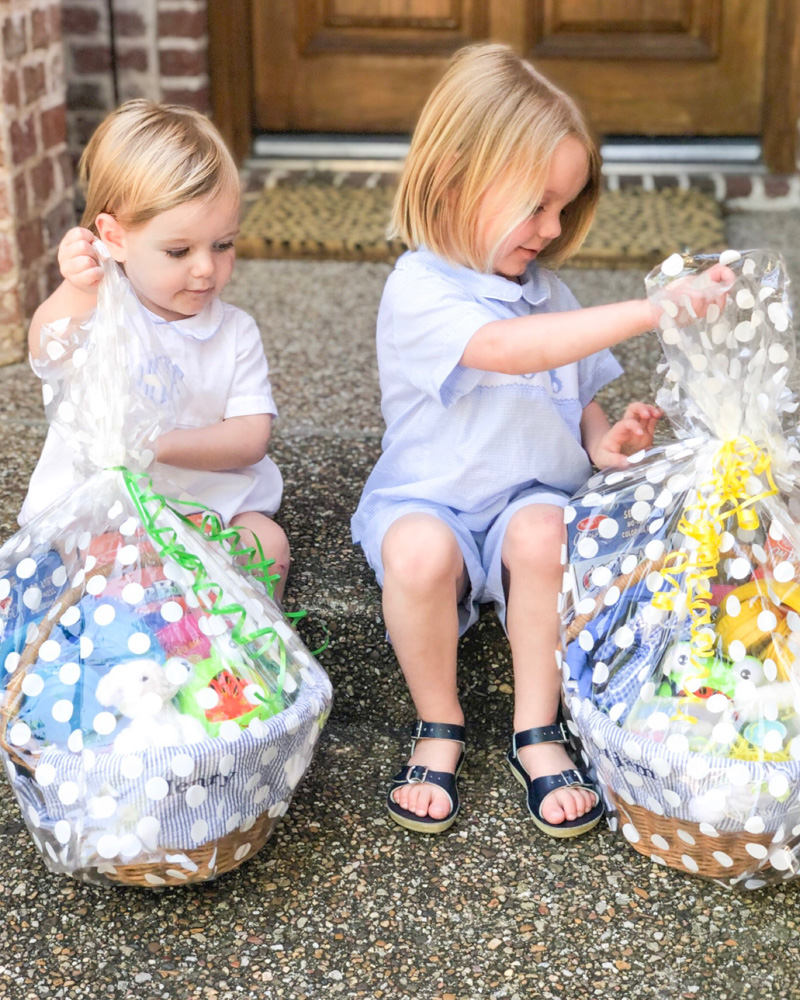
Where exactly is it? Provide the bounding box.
[410,720,465,754]
[390,764,459,803]
[510,721,569,757]
[529,769,599,819]
[411,720,465,743]
[530,768,591,799]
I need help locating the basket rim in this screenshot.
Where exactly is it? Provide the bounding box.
[567,688,800,780]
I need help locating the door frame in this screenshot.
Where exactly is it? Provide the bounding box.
[208,0,800,173]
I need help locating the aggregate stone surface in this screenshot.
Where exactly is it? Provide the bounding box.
[0,211,798,999]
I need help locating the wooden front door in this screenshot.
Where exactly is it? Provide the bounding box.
[209,1,800,172]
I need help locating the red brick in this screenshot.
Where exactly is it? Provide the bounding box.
[17,219,44,269]
[158,10,208,38]
[14,175,28,221]
[73,45,111,73]
[32,7,50,49]
[115,11,146,37]
[725,176,752,199]
[2,16,27,60]
[62,6,101,35]
[41,104,66,149]
[32,156,55,203]
[0,232,16,277]
[117,49,150,72]
[161,85,210,113]
[10,115,37,165]
[23,61,47,104]
[764,177,791,197]
[4,68,20,108]
[118,47,148,72]
[50,4,62,42]
[159,48,207,77]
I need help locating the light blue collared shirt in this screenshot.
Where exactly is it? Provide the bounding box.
[351,248,623,539]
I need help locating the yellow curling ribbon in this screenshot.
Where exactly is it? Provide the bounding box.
[652,436,778,667]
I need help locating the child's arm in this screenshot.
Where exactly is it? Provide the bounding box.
[461,264,734,375]
[156,414,273,471]
[581,400,661,470]
[29,228,102,358]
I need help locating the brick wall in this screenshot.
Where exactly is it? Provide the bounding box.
[0,0,210,363]
[0,0,73,364]
[62,0,209,158]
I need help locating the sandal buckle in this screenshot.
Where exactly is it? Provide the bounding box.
[406,765,429,784]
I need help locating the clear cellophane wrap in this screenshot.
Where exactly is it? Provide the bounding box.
[561,249,800,889]
[0,248,332,887]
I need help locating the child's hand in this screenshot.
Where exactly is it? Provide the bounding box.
[591,402,662,469]
[651,262,736,327]
[58,227,104,292]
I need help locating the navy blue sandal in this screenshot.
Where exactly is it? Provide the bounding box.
[387,720,465,834]
[507,720,603,838]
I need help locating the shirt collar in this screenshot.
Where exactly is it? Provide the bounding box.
[144,297,224,341]
[402,248,552,307]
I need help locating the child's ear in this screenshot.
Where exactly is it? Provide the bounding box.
[94,212,128,263]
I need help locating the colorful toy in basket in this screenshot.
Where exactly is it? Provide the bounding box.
[561,248,800,890]
[0,251,332,887]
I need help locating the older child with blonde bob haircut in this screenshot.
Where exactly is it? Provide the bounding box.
[352,44,732,837]
[22,99,290,597]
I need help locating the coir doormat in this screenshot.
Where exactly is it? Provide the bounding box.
[236,177,725,270]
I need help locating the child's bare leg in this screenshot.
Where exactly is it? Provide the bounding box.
[381,513,468,821]
[503,504,596,825]
[230,511,290,602]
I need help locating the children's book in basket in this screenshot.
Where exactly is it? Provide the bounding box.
[0,247,332,887]
[560,248,800,890]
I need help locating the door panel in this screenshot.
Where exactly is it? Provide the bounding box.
[519,0,764,135]
[210,1,800,170]
[254,2,489,132]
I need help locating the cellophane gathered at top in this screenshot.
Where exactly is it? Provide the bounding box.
[0,246,332,887]
[560,248,800,889]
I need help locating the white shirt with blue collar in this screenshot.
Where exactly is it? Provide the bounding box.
[352,248,623,541]
[20,297,282,527]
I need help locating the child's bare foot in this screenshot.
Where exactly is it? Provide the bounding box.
[387,721,466,833]
[507,720,603,837]
[515,741,597,824]
[391,737,463,819]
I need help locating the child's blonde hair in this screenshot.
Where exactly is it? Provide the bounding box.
[79,99,240,233]
[391,43,601,272]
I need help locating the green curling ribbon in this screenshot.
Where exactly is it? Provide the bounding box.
[120,468,299,704]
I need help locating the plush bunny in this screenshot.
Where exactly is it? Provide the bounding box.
[96,656,208,754]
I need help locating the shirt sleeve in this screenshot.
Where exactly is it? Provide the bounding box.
[383,271,497,407]
[223,310,278,420]
[577,348,624,409]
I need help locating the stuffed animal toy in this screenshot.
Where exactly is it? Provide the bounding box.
[95,655,208,754]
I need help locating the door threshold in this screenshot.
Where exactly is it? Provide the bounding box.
[250,133,766,173]
[252,133,410,160]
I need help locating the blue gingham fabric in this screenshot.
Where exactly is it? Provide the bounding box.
[565,688,800,838]
[8,667,331,881]
[351,248,622,541]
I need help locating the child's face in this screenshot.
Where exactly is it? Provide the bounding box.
[481,136,589,280]
[115,192,239,321]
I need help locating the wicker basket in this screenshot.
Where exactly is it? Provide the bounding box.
[0,555,324,887]
[563,557,800,886]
